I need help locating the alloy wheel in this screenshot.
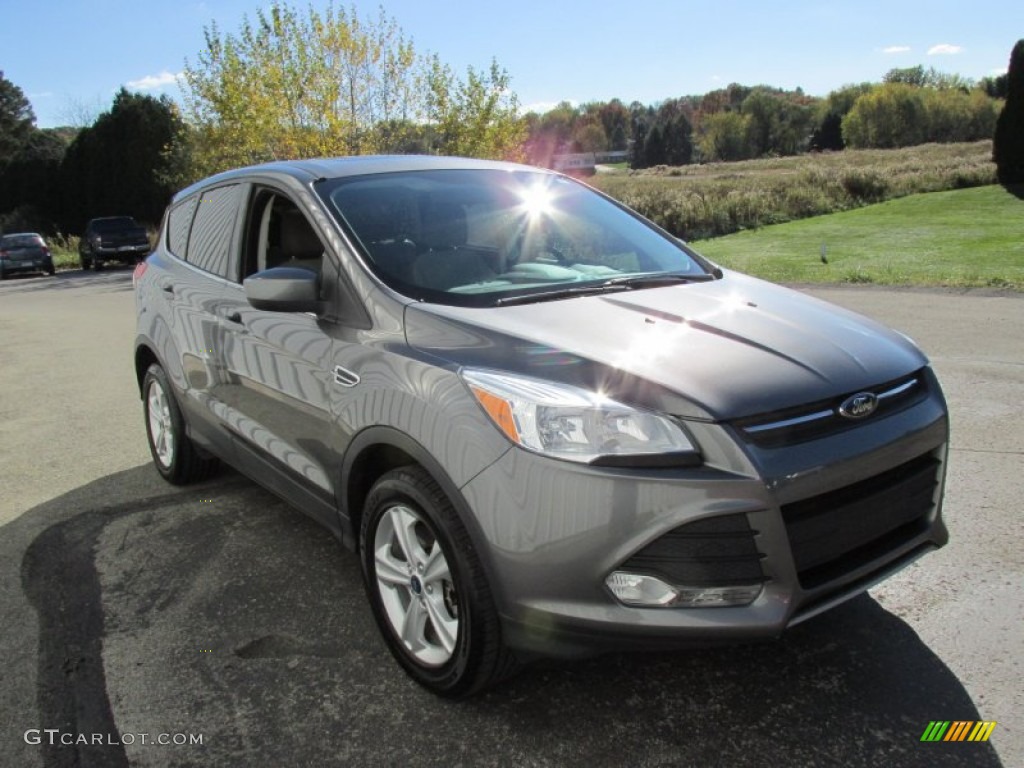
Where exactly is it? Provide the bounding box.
[373,504,459,667]
[147,379,175,468]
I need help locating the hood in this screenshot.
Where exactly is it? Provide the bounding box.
[404,271,927,421]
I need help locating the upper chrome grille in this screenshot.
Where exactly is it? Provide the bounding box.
[733,371,927,448]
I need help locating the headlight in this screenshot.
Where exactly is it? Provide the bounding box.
[461,369,699,466]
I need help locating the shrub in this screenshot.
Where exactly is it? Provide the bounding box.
[994,40,1024,185]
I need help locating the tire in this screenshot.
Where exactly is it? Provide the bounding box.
[80,254,91,271]
[360,466,518,697]
[46,264,55,276]
[93,259,103,271]
[142,363,218,484]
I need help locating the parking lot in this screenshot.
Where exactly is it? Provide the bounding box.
[1,268,1020,767]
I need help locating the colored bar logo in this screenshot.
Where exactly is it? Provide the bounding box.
[920,721,997,742]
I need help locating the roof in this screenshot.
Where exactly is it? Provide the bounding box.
[174,155,546,202]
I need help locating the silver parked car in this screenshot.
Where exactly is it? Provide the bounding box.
[133,156,949,696]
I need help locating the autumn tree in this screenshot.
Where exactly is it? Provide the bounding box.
[994,40,1024,185]
[810,83,873,150]
[842,83,927,148]
[696,111,752,161]
[424,57,524,160]
[182,2,523,173]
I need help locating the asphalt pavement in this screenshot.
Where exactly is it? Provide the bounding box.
[0,269,1020,767]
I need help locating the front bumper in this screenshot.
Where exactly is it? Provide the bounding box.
[93,244,150,262]
[458,379,949,659]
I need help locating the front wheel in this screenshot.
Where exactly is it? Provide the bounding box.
[360,467,517,697]
[142,363,218,484]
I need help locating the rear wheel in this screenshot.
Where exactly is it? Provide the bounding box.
[361,466,517,697]
[79,254,91,271]
[142,363,218,484]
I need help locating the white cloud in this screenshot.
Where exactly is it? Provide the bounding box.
[125,71,182,91]
[927,44,963,56]
[883,46,911,54]
[522,100,576,115]
[990,67,1008,76]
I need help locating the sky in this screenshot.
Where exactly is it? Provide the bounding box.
[2,0,1022,129]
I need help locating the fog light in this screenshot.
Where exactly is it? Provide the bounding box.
[606,572,677,606]
[606,571,762,608]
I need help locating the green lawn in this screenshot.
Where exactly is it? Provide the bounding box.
[693,185,1024,290]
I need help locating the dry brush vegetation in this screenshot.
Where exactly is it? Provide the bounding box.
[592,140,995,241]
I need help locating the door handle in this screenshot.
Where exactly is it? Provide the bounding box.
[161,283,174,295]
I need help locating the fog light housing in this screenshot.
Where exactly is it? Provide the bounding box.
[606,571,762,608]
[606,572,677,606]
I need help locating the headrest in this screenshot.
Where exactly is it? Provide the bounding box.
[420,202,467,250]
[280,209,323,260]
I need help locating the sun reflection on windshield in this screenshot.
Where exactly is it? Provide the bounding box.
[517,184,555,219]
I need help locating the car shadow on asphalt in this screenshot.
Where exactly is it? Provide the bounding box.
[0,269,134,295]
[4,465,1004,768]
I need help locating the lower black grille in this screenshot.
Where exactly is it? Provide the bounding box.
[783,453,940,589]
[620,514,764,587]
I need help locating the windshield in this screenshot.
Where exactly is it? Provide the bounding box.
[1,234,43,248]
[316,169,710,307]
[93,218,139,232]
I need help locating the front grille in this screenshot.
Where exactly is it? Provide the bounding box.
[733,371,927,448]
[620,513,765,587]
[783,453,940,589]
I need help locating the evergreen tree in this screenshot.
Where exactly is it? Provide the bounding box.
[993,40,1024,185]
[59,90,187,231]
[0,71,35,163]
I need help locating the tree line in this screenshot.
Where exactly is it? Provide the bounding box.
[524,64,1008,170]
[1,2,1021,240]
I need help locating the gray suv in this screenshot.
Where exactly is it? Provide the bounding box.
[133,156,949,696]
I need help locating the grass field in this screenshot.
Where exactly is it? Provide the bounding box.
[694,185,1024,290]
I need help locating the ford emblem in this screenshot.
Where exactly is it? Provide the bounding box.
[839,392,879,419]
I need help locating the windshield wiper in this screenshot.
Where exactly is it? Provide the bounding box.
[602,272,715,288]
[495,272,712,306]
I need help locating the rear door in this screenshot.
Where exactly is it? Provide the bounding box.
[158,184,245,459]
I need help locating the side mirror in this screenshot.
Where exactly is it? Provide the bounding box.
[244,267,321,313]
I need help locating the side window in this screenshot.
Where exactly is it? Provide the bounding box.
[166,195,198,258]
[187,185,242,278]
[240,190,325,281]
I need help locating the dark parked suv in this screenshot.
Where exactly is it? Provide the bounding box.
[80,216,151,270]
[133,156,950,696]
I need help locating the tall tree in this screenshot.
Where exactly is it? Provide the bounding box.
[993,39,1024,185]
[59,90,187,231]
[0,71,36,163]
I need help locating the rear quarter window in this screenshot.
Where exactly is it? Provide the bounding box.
[166,196,198,258]
[186,185,242,278]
